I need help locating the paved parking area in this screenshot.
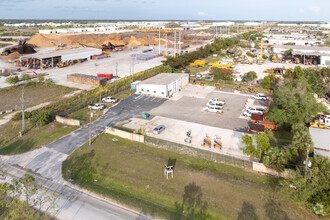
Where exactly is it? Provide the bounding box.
[149,85,249,131]
[124,116,251,160]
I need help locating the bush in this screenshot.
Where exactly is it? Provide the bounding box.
[262,76,271,89]
[37,75,45,83]
[5,76,19,85]
[243,71,257,81]
[22,74,30,81]
[11,111,32,121]
[212,68,233,81]
[30,110,51,126]
[45,78,54,84]
[26,79,36,87]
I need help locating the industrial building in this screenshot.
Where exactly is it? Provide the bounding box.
[309,127,330,158]
[273,45,330,66]
[136,73,189,98]
[67,73,107,87]
[21,47,102,68]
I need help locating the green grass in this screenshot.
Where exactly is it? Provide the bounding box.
[0,43,11,48]
[266,130,292,146]
[63,133,317,220]
[0,83,76,112]
[0,120,77,155]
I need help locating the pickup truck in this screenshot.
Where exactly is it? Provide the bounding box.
[102,97,118,103]
[251,94,268,101]
[247,107,265,113]
[204,105,223,113]
[88,103,105,110]
[209,98,226,105]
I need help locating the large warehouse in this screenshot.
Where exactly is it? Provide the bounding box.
[273,45,330,66]
[21,47,102,67]
[136,73,189,98]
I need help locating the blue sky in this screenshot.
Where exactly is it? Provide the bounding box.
[0,0,329,21]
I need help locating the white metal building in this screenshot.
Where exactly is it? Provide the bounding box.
[136,73,189,98]
[309,127,330,158]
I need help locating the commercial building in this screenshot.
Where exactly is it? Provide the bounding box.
[136,73,189,98]
[22,47,102,67]
[309,127,330,158]
[273,45,330,66]
[67,73,107,87]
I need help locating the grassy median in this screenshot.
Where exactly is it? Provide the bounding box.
[62,133,317,220]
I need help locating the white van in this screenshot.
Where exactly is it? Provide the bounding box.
[206,106,223,113]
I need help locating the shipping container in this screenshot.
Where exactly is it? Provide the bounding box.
[97,73,113,79]
[251,113,264,121]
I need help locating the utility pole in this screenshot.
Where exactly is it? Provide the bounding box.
[158,26,161,55]
[132,57,135,83]
[304,145,310,179]
[89,108,92,145]
[115,62,118,93]
[165,34,168,55]
[20,87,24,136]
[179,31,181,56]
[174,31,177,56]
[215,26,217,39]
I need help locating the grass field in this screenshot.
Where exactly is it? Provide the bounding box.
[0,120,77,155]
[0,83,76,112]
[63,133,317,220]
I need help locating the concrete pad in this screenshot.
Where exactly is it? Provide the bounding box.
[124,116,251,161]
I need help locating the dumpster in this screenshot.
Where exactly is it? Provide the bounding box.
[142,113,150,119]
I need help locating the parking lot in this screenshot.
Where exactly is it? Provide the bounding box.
[149,84,249,131]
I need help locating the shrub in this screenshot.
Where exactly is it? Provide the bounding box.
[30,110,51,126]
[37,75,45,83]
[22,74,30,81]
[11,111,32,121]
[45,78,54,84]
[26,79,36,87]
[5,76,19,85]
[243,71,257,81]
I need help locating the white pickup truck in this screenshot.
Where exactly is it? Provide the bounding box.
[251,94,268,101]
[243,108,264,117]
[203,105,223,113]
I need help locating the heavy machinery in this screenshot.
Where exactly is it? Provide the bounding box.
[213,136,222,149]
[201,136,211,148]
[190,60,206,67]
[184,130,192,143]
[257,39,264,65]
[310,113,330,129]
[57,62,64,68]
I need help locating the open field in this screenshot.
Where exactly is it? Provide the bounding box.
[0,120,77,155]
[0,83,76,112]
[63,133,317,220]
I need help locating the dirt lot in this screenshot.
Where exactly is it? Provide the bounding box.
[0,83,76,112]
[149,84,249,131]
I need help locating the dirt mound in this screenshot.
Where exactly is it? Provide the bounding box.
[27,33,127,48]
[2,51,21,61]
[127,36,143,47]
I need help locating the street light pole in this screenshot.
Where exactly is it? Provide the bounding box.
[89,108,92,145]
[20,87,24,136]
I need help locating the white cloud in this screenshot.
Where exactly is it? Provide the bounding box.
[197,11,206,16]
[309,6,320,13]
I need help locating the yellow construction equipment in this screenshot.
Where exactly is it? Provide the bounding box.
[57,62,64,68]
[201,136,211,148]
[257,39,264,65]
[190,60,206,67]
[213,136,222,149]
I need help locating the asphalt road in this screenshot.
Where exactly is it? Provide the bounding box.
[47,94,166,154]
[0,94,166,220]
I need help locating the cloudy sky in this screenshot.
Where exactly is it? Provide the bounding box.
[0,0,329,21]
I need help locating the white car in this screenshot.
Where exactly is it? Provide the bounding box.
[102,97,118,103]
[205,106,223,113]
[88,103,105,110]
[207,102,224,108]
[243,109,264,117]
[209,98,226,105]
[251,94,267,101]
[247,107,265,114]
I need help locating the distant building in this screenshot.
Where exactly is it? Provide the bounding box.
[136,73,189,98]
[309,127,330,158]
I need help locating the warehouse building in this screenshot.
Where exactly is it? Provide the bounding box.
[136,73,189,98]
[273,45,330,66]
[22,47,102,67]
[309,127,330,158]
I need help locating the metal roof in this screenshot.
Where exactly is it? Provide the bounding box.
[139,73,187,86]
[309,127,330,152]
[292,51,330,56]
[22,47,101,60]
[274,44,330,52]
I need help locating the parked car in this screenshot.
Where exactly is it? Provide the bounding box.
[88,103,105,110]
[153,125,165,134]
[247,107,265,114]
[251,94,267,101]
[207,102,224,108]
[102,97,118,103]
[243,109,264,117]
[209,98,225,105]
[205,106,223,113]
